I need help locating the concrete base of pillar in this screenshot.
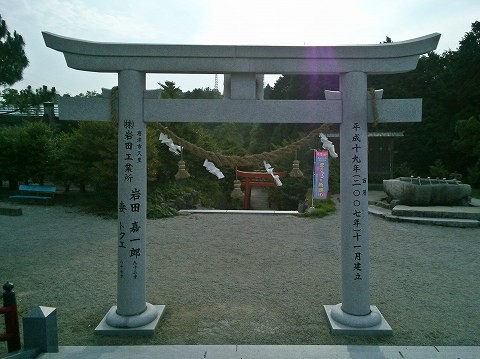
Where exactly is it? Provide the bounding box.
[95,304,165,336]
[324,304,392,336]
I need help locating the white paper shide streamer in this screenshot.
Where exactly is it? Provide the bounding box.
[203,159,225,179]
[264,161,282,186]
[159,133,182,155]
[319,133,338,158]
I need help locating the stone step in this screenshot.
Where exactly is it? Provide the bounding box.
[0,206,22,216]
[386,214,479,228]
[372,200,391,209]
[392,205,480,220]
[368,205,480,228]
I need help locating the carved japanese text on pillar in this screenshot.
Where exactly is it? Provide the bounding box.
[118,118,145,280]
[351,122,367,281]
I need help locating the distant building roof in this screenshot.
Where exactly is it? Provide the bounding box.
[0,103,59,118]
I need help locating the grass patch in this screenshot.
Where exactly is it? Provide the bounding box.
[303,189,337,218]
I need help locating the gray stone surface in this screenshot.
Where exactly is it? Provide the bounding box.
[392,205,480,220]
[23,306,58,353]
[368,203,480,228]
[324,305,392,336]
[42,32,440,74]
[0,207,22,216]
[112,70,154,326]
[335,72,378,322]
[179,209,300,215]
[383,179,471,206]
[36,345,480,359]
[95,305,165,336]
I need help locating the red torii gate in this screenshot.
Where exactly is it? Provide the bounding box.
[236,170,288,210]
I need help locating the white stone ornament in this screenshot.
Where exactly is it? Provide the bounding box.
[203,159,225,179]
[264,161,282,186]
[319,133,338,158]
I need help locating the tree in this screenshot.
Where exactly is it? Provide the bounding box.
[454,115,480,186]
[449,21,480,129]
[248,74,338,167]
[210,123,248,155]
[0,14,29,87]
[59,122,118,193]
[59,120,160,196]
[1,85,57,113]
[0,121,54,187]
[159,81,182,99]
[183,87,222,99]
[368,51,457,177]
[366,22,480,181]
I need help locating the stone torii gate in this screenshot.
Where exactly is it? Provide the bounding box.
[43,32,440,336]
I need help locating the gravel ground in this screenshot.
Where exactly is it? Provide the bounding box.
[1,202,479,352]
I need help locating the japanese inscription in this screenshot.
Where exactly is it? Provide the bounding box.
[118,116,145,280]
[350,122,367,281]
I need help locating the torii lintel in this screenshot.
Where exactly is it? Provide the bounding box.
[43,32,440,75]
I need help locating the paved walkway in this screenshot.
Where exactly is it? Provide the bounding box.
[33,345,480,359]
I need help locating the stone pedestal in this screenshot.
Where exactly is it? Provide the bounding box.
[324,304,392,335]
[95,304,165,335]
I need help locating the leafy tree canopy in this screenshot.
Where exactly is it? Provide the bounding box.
[365,21,480,182]
[0,14,29,87]
[159,80,182,99]
[183,87,222,99]
[1,85,56,112]
[0,121,54,185]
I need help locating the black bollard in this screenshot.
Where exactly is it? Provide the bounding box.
[0,282,21,352]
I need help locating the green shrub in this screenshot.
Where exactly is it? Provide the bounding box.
[303,197,336,218]
[275,176,310,210]
[429,159,449,179]
[466,161,480,187]
[147,184,190,218]
[393,162,414,178]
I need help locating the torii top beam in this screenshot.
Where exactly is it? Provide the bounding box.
[43,32,440,75]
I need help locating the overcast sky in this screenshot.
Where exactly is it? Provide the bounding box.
[1,0,479,95]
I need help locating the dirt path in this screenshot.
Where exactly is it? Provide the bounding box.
[1,202,479,350]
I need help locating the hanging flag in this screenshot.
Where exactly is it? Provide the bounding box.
[313,150,329,199]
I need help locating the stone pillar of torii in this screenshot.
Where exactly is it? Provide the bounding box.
[43,32,440,335]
